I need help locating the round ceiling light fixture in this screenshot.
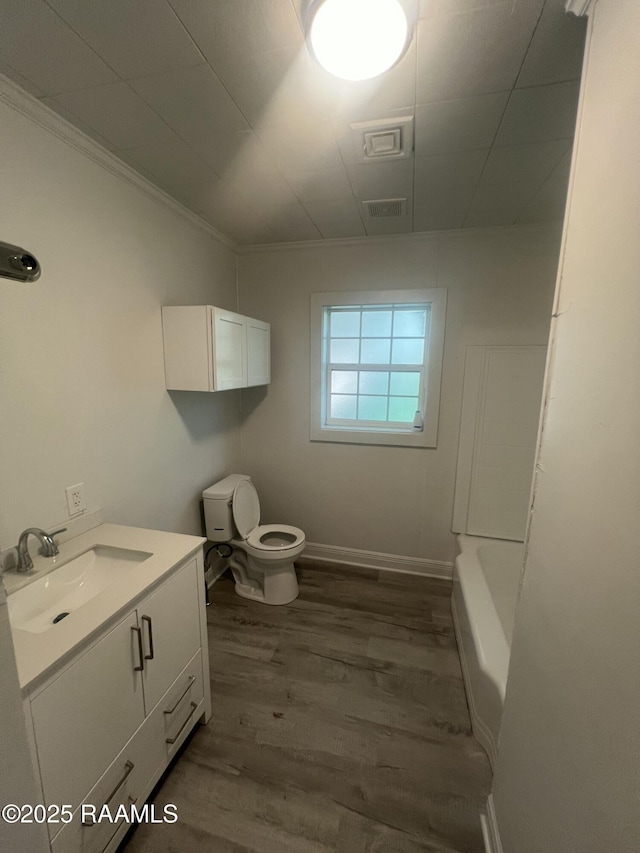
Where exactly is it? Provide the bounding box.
[307,0,411,82]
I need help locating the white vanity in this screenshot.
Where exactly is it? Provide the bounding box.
[4,521,210,853]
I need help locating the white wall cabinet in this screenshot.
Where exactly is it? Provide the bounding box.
[25,553,210,853]
[162,305,270,391]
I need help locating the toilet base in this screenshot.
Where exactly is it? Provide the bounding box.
[234,578,298,605]
[234,581,268,603]
[229,551,299,606]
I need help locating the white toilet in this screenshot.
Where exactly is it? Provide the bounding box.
[203,474,305,605]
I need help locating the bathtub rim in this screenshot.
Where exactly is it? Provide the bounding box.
[452,533,522,770]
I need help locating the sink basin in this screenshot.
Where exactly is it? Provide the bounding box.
[7,545,152,634]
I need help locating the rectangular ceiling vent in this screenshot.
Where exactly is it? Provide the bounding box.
[363,198,407,219]
[350,115,414,163]
[364,129,402,159]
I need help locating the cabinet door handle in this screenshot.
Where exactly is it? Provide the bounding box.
[141,615,154,660]
[164,675,196,716]
[131,626,144,672]
[166,702,198,744]
[81,760,135,825]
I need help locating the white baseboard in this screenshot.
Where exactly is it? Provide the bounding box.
[300,542,453,580]
[481,795,504,853]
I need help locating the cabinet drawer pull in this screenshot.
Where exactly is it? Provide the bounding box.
[105,760,135,806]
[164,675,196,716]
[81,760,134,825]
[131,626,144,672]
[141,615,154,660]
[166,701,198,744]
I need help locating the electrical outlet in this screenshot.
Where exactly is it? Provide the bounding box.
[65,483,86,517]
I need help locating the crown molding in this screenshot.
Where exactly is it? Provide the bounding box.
[565,0,597,16]
[237,222,562,254]
[0,73,237,252]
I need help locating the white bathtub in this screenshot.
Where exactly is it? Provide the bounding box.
[451,534,523,769]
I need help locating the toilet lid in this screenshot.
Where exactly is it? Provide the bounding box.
[232,479,260,540]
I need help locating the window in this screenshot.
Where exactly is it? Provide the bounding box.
[310,289,446,447]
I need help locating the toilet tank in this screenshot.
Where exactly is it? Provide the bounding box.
[202,474,250,542]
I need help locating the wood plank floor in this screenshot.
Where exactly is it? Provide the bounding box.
[122,560,491,853]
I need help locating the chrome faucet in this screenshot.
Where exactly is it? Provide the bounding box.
[16,527,67,572]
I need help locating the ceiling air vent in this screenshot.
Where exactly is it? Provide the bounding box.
[351,115,414,163]
[364,129,402,159]
[363,198,407,219]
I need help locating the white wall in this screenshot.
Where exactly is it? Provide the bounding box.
[0,81,242,550]
[237,226,560,565]
[492,2,640,850]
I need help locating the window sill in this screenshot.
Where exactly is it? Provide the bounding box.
[310,424,437,448]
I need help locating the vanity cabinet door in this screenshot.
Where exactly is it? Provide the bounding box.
[30,611,145,811]
[138,558,201,712]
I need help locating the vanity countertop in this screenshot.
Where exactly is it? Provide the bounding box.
[4,523,205,691]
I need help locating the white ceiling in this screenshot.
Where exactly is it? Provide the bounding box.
[0,0,586,245]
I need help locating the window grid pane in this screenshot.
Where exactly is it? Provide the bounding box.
[358,395,388,421]
[393,309,427,337]
[331,370,358,394]
[330,394,357,419]
[391,338,424,365]
[330,338,359,363]
[361,311,392,337]
[389,371,420,396]
[389,396,419,422]
[330,311,360,338]
[359,371,389,395]
[361,338,391,364]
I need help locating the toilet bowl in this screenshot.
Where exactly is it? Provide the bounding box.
[203,475,304,605]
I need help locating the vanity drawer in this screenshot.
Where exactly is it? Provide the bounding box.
[148,648,205,762]
[50,703,164,853]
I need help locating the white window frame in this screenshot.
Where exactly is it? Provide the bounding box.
[310,288,447,448]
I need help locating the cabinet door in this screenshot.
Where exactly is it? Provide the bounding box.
[212,308,247,389]
[246,318,270,386]
[162,305,213,391]
[30,612,145,811]
[139,559,202,712]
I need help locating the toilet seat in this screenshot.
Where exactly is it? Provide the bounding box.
[246,523,305,552]
[232,480,305,555]
[232,479,261,540]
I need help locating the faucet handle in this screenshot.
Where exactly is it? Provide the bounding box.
[44,527,67,557]
[50,527,67,539]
